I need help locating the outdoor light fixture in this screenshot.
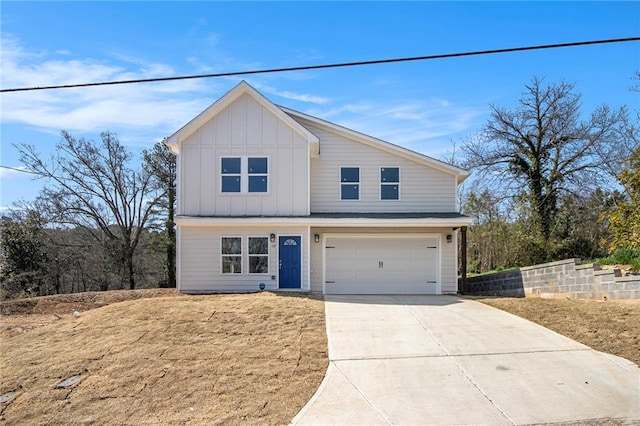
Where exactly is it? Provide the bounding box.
[270,233,276,243]
[314,234,320,243]
[446,234,453,243]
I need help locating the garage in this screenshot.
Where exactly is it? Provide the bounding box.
[324,234,440,294]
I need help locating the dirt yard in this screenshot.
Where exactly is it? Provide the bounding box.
[479,297,640,365]
[0,290,328,425]
[2,290,638,424]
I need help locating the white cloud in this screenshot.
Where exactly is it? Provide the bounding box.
[251,82,331,105]
[0,34,484,161]
[307,98,485,155]
[0,35,219,142]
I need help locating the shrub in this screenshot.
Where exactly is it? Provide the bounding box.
[610,248,640,269]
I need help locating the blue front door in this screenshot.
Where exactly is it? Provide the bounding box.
[279,236,301,289]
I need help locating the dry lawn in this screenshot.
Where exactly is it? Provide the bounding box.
[3,290,638,425]
[479,297,640,365]
[0,291,328,425]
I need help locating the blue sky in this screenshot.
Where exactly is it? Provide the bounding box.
[1,1,639,210]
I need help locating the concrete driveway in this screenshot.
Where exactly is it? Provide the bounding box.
[291,295,640,425]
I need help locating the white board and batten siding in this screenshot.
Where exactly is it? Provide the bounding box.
[301,121,458,213]
[179,93,309,217]
[178,226,310,293]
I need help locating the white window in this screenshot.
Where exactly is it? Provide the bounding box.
[248,237,269,274]
[340,167,360,200]
[221,157,268,193]
[221,158,241,193]
[221,237,242,274]
[248,158,268,193]
[380,167,400,200]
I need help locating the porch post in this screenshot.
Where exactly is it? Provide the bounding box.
[460,226,467,294]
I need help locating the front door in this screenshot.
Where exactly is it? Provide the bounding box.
[279,236,301,289]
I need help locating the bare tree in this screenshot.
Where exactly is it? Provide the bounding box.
[143,140,176,288]
[17,131,163,290]
[463,77,635,246]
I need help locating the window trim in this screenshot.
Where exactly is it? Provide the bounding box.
[220,157,242,193]
[219,156,270,194]
[340,166,360,201]
[380,166,400,201]
[221,236,243,274]
[248,236,270,275]
[247,157,269,193]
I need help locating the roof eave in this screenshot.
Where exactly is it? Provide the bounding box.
[281,105,470,180]
[167,81,318,152]
[175,215,472,227]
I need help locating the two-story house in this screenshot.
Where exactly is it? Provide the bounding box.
[166,81,471,295]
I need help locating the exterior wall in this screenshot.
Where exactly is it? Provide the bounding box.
[179,93,309,217]
[178,225,310,293]
[464,258,640,300]
[309,227,457,294]
[301,120,457,213]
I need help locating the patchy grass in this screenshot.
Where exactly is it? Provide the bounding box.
[0,291,328,425]
[479,297,640,365]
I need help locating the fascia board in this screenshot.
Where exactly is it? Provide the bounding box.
[281,106,470,182]
[175,216,473,227]
[166,81,319,150]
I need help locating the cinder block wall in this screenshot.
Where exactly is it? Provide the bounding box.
[463,258,640,300]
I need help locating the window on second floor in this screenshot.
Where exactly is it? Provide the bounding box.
[380,167,400,200]
[221,157,241,193]
[248,157,268,193]
[221,157,268,193]
[340,167,360,200]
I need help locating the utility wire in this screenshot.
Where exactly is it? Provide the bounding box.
[0,165,41,175]
[1,37,638,93]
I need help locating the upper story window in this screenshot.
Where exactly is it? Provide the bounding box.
[221,158,241,193]
[340,167,360,200]
[221,157,268,193]
[248,157,268,193]
[380,167,400,200]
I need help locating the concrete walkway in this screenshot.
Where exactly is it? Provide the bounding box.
[291,295,640,425]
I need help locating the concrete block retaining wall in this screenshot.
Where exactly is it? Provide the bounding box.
[463,258,640,300]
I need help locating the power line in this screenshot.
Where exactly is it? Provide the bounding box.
[0,165,41,175]
[2,37,638,93]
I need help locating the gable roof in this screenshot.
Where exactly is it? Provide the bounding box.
[165,80,469,184]
[281,106,470,184]
[165,80,320,154]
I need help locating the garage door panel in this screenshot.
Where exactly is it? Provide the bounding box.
[325,235,439,295]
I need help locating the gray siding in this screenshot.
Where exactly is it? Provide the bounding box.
[178,93,309,216]
[178,225,310,293]
[301,121,457,213]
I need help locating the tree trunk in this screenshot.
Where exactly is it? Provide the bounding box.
[165,186,176,288]
[127,248,136,290]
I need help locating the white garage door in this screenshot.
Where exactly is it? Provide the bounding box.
[324,235,439,294]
